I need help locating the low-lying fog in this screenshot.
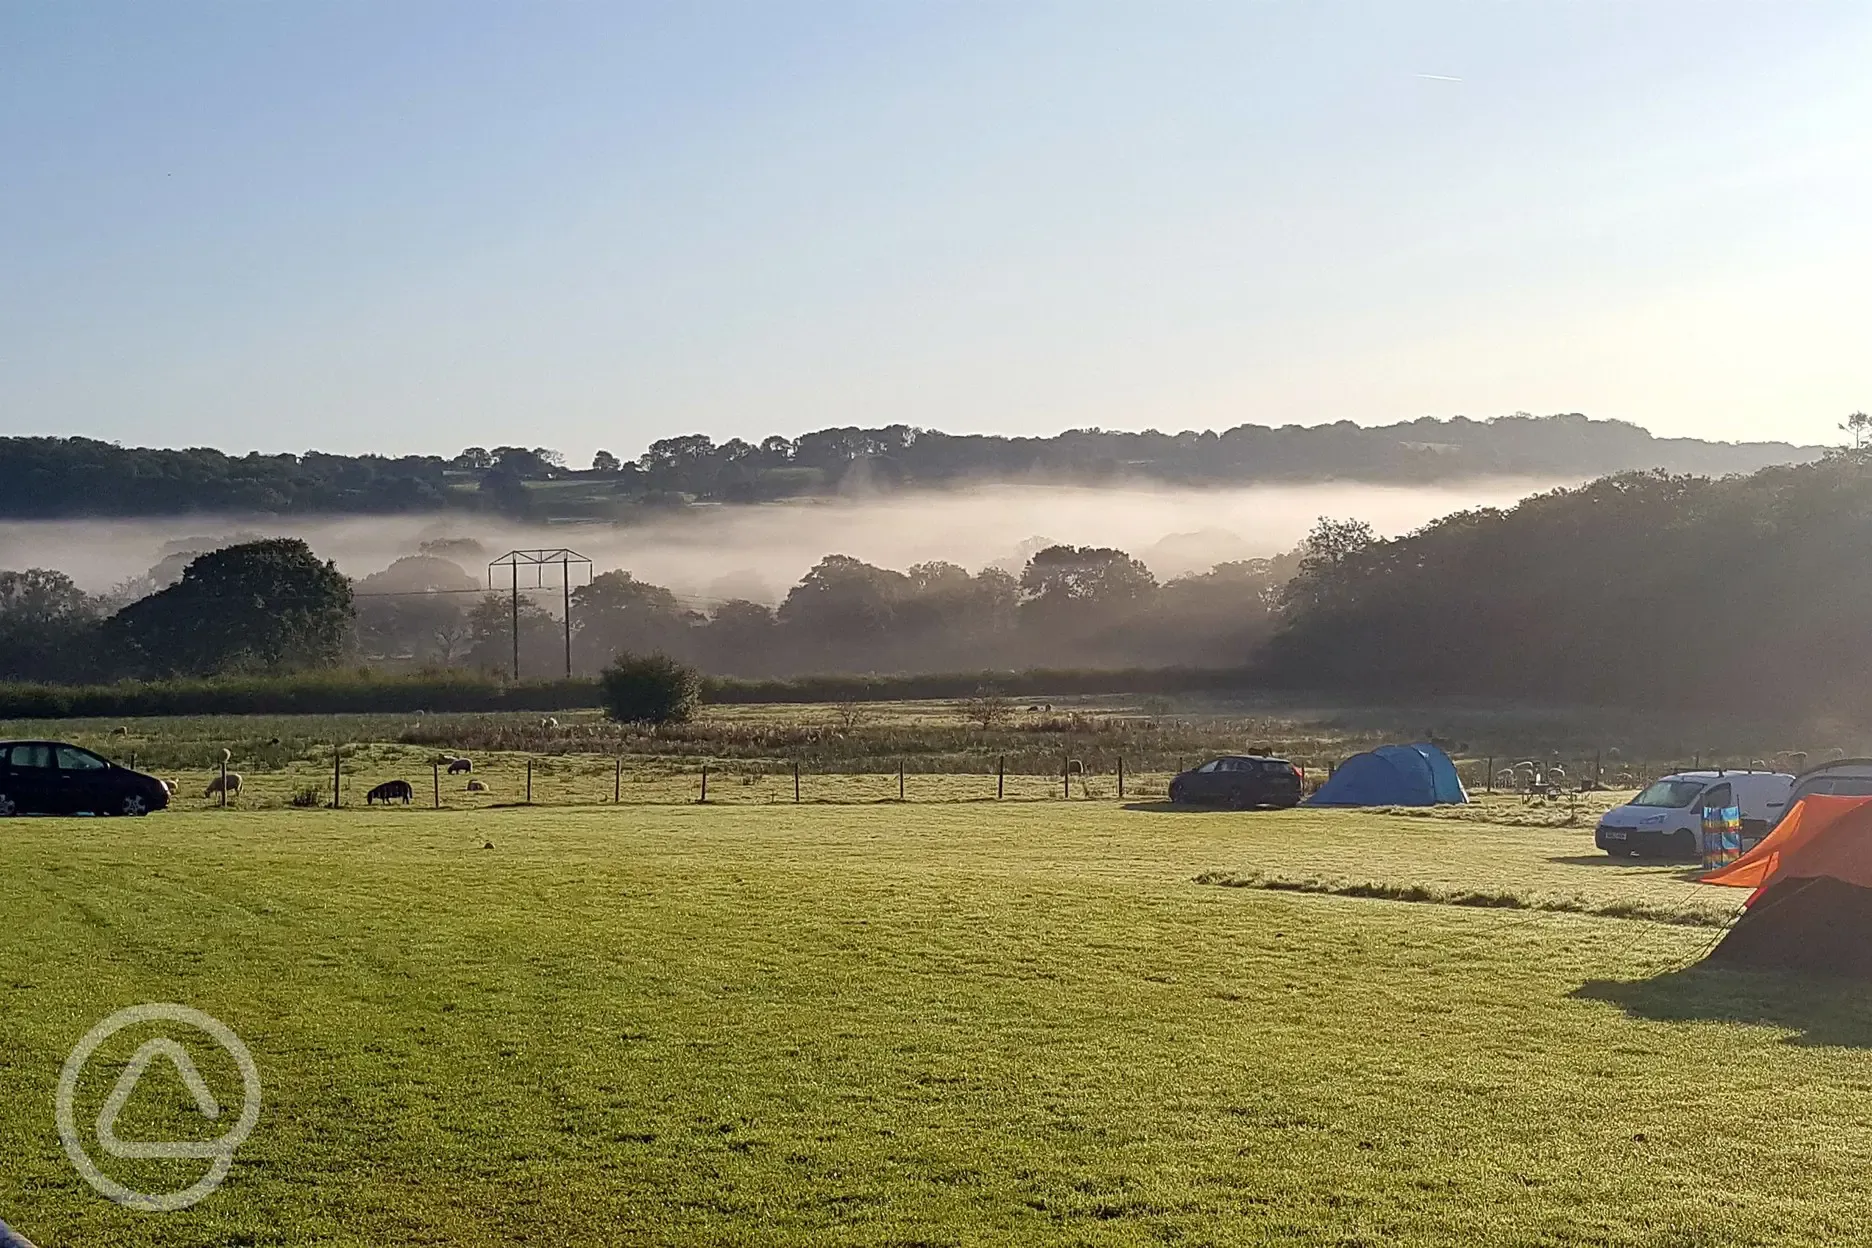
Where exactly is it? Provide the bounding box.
[4,479,1568,606]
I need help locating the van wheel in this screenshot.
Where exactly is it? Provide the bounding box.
[1667,829,1697,859]
[0,793,15,817]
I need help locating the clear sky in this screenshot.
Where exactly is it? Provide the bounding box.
[3,1,1869,461]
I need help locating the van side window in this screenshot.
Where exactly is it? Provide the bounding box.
[1702,783,1733,810]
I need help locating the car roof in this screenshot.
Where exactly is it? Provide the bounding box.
[1654,770,1791,783]
[1793,758,1872,781]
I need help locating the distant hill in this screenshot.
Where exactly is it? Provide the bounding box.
[0,414,1825,519]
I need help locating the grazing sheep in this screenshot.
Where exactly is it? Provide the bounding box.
[466,779,489,793]
[540,717,559,729]
[221,748,232,763]
[204,773,242,799]
[161,779,178,796]
[367,779,414,805]
[1065,759,1083,775]
[110,726,129,736]
[447,757,473,774]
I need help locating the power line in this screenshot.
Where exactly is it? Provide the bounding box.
[350,584,749,609]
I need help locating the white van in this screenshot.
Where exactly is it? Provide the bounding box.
[1595,770,1793,859]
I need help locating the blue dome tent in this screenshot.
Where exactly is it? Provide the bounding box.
[1306,743,1468,807]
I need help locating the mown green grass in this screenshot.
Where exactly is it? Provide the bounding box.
[3,802,1869,1246]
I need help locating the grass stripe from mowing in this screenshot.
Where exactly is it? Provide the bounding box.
[1193,869,1736,927]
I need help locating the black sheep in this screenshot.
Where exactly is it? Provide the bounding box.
[367,779,414,805]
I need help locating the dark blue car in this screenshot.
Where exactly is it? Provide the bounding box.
[0,741,171,817]
[1167,755,1303,809]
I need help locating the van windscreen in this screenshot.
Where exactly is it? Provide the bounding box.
[1631,779,1707,808]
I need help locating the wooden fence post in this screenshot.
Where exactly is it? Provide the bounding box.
[997,755,1004,800]
[793,761,800,804]
[700,765,709,803]
[526,759,533,804]
[1117,755,1125,800]
[433,761,440,809]
[898,760,905,802]
[219,756,228,808]
[615,756,622,803]
[1063,757,1071,800]
[1485,756,1493,794]
[332,744,341,809]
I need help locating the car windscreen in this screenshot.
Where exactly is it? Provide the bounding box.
[1630,779,1706,808]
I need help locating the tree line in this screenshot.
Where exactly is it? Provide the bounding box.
[12,448,1872,711]
[0,539,1297,685]
[0,413,1819,518]
[1261,450,1872,712]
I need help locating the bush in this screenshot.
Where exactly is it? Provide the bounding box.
[599,652,702,726]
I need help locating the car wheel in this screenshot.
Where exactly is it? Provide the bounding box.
[0,793,15,817]
[120,794,149,817]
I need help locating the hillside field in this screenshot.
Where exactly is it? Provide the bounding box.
[6,795,1872,1246]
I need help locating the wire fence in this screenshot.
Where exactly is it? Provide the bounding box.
[135,750,1259,811]
[121,744,1755,814]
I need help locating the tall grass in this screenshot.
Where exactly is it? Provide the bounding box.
[0,671,594,718]
[0,665,1256,719]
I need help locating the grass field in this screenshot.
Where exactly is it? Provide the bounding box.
[8,793,1872,1246]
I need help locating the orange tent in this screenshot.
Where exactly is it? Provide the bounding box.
[1699,794,1872,976]
[1702,794,1872,894]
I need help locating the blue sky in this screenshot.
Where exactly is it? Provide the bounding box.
[3,1,1869,460]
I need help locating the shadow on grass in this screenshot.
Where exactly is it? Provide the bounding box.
[1123,802,1297,815]
[1574,964,1872,1048]
[1547,854,1705,880]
